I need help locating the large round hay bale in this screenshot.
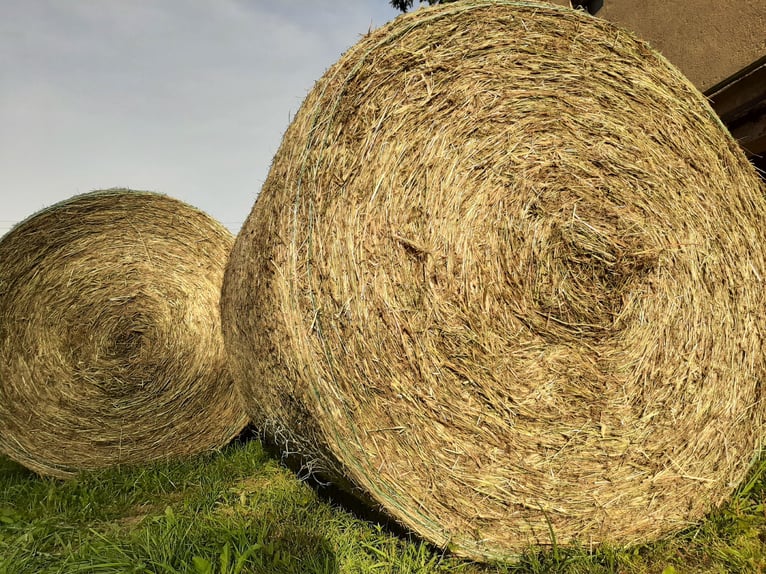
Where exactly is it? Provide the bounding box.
[221,0,766,561]
[0,189,248,478]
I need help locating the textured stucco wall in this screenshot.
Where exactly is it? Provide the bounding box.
[545,0,766,92]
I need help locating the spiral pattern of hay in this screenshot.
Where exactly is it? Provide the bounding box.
[221,1,766,561]
[0,189,248,478]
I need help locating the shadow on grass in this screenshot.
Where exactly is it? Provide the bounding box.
[235,424,422,543]
[268,525,339,574]
[0,455,34,480]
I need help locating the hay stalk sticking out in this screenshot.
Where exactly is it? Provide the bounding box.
[222,0,766,561]
[0,189,248,478]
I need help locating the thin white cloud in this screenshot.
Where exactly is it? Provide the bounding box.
[0,0,399,234]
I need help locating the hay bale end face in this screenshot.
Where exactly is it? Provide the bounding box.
[0,189,248,478]
[222,1,766,560]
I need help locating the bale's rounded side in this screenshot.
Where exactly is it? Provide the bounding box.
[222,1,766,560]
[0,189,248,478]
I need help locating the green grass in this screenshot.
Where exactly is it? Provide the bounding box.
[1,438,765,573]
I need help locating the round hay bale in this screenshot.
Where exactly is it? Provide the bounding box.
[0,189,248,478]
[221,0,766,561]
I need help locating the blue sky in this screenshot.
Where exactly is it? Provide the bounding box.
[0,1,401,236]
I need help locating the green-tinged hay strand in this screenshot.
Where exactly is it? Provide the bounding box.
[221,0,766,562]
[0,189,249,478]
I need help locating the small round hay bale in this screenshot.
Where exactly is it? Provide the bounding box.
[221,1,766,561]
[0,189,248,478]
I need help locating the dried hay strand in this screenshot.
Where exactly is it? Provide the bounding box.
[221,0,766,561]
[0,189,248,478]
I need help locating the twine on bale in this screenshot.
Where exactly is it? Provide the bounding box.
[0,189,248,478]
[221,0,766,561]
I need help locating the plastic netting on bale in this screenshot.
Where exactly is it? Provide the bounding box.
[0,189,248,478]
[221,1,766,561]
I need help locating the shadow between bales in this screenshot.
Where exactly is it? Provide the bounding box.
[234,424,423,545]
